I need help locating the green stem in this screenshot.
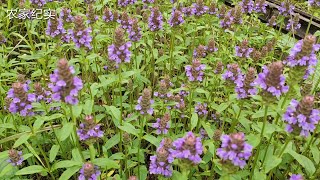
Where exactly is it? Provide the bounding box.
[169,29,175,76]
[260,105,269,138]
[137,116,146,180]
[38,144,56,180]
[303,123,319,155]
[277,138,291,158]
[305,11,314,36]
[118,63,123,177]
[229,101,243,133]
[89,143,95,162]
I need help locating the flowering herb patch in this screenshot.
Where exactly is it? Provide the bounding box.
[1,0,320,180]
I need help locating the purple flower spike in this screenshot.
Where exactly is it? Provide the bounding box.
[235,67,257,99]
[222,63,242,85]
[78,162,101,180]
[136,88,154,115]
[128,18,142,42]
[149,139,174,177]
[192,0,209,16]
[185,59,206,82]
[254,61,289,98]
[168,8,184,27]
[77,115,103,141]
[235,40,253,58]
[108,28,132,65]
[48,59,83,105]
[239,0,254,13]
[8,149,24,166]
[283,96,320,137]
[153,113,170,134]
[68,16,92,50]
[6,81,36,117]
[30,0,46,7]
[254,0,268,13]
[217,132,252,168]
[46,18,66,38]
[195,103,208,116]
[170,132,203,164]
[279,0,295,17]
[289,174,304,180]
[148,7,163,31]
[309,0,320,7]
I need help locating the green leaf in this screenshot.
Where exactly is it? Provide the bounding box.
[143,134,160,146]
[72,104,83,118]
[83,99,94,115]
[72,148,83,163]
[59,166,81,180]
[104,106,121,127]
[58,123,73,141]
[137,165,148,180]
[118,122,139,136]
[311,145,320,164]
[263,155,282,173]
[0,164,13,177]
[90,83,99,97]
[33,118,45,131]
[246,134,260,148]
[201,121,214,138]
[13,133,31,148]
[52,160,82,171]
[104,133,120,151]
[216,102,230,113]
[190,113,198,130]
[288,149,315,176]
[93,158,120,169]
[49,145,60,162]
[15,165,46,175]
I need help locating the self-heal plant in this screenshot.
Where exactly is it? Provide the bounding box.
[68,16,93,50]
[153,113,170,134]
[279,0,295,17]
[235,67,257,99]
[128,18,142,42]
[193,45,207,58]
[149,139,174,177]
[289,174,304,180]
[148,7,163,31]
[253,0,267,13]
[135,88,154,115]
[217,132,252,169]
[170,131,203,164]
[7,149,24,166]
[6,81,36,116]
[285,35,320,80]
[235,39,253,58]
[108,28,132,65]
[194,103,208,116]
[185,59,206,82]
[254,61,289,98]
[222,63,242,85]
[48,58,83,105]
[191,0,209,16]
[118,12,133,30]
[78,162,101,180]
[77,115,103,141]
[46,17,66,38]
[168,8,184,27]
[283,96,320,137]
[309,0,320,7]
[286,13,301,31]
[239,0,254,13]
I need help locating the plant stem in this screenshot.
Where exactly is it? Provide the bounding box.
[305,11,314,36]
[229,101,243,133]
[118,63,123,177]
[137,116,146,180]
[278,138,291,158]
[89,143,95,162]
[260,105,269,138]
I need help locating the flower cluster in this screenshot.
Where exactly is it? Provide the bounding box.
[7,149,24,166]
[207,38,218,53]
[267,15,277,27]
[279,0,295,17]
[289,174,304,180]
[254,61,289,97]
[154,79,172,99]
[193,45,207,58]
[217,5,227,19]
[309,0,320,7]
[208,2,218,15]
[48,58,83,105]
[77,115,103,141]
[118,0,136,7]
[33,82,52,103]
[283,96,320,137]
[60,8,74,23]
[235,67,257,99]
[136,88,154,115]
[86,5,99,24]
[285,35,320,79]
[222,63,242,85]
[128,18,142,42]
[239,0,254,13]
[78,163,101,180]
[148,7,163,31]
[68,16,92,50]
[185,59,206,82]
[46,18,66,38]
[286,13,301,31]
[214,61,224,74]
[149,139,174,177]
[118,12,133,30]
[168,8,184,27]
[220,12,234,29]
[254,0,267,13]
[102,7,114,23]
[153,113,170,134]
[235,40,253,58]
[192,0,209,16]
[195,103,208,116]
[170,132,203,164]
[30,0,46,7]
[0,32,6,44]
[6,81,36,116]
[108,28,132,64]
[217,132,252,168]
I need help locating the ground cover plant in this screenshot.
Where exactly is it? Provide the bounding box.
[1,0,320,179]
